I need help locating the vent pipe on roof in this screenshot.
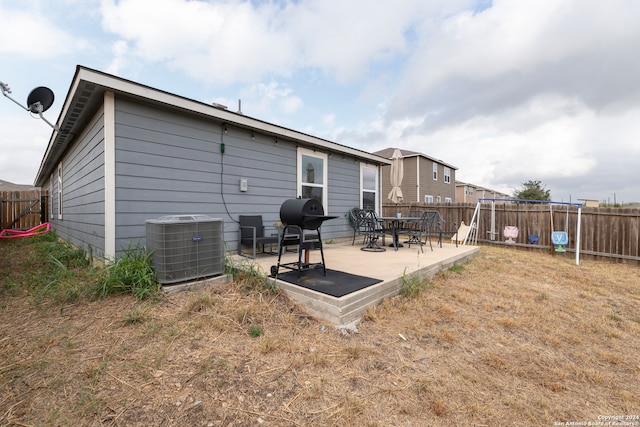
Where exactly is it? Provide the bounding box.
[237,99,242,115]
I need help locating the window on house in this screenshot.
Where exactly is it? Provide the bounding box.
[445,197,452,203]
[57,162,63,220]
[436,195,441,203]
[424,195,433,203]
[432,163,438,180]
[298,148,328,211]
[49,173,54,219]
[360,163,377,211]
[444,167,451,183]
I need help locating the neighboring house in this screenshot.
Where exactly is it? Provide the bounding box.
[577,199,599,208]
[373,148,457,205]
[455,181,511,204]
[34,66,390,259]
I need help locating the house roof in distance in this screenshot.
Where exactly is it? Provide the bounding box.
[373,147,457,170]
[0,179,38,191]
[34,65,391,186]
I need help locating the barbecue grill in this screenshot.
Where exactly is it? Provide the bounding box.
[270,198,337,277]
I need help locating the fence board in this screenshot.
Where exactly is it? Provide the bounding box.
[0,190,48,230]
[383,202,640,264]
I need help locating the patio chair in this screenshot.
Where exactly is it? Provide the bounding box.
[405,211,440,252]
[402,209,425,245]
[348,208,368,246]
[433,212,458,248]
[360,210,388,252]
[237,215,279,258]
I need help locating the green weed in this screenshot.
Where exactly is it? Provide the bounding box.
[226,256,278,294]
[400,269,431,298]
[123,307,150,325]
[17,232,97,304]
[95,244,160,300]
[448,264,464,273]
[248,325,264,337]
[36,233,90,270]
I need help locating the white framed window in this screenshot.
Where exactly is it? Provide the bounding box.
[445,197,452,203]
[49,172,54,219]
[297,147,328,212]
[57,162,63,220]
[360,163,378,211]
[424,195,434,203]
[436,195,442,203]
[432,163,438,180]
[444,167,451,183]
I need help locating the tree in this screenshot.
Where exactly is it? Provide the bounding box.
[513,180,551,201]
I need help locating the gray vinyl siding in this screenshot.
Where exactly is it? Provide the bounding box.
[112,97,361,254]
[325,155,361,235]
[114,98,224,253]
[49,107,106,256]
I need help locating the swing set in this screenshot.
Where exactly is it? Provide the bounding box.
[464,198,583,265]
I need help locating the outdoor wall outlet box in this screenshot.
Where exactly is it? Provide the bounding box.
[239,178,248,192]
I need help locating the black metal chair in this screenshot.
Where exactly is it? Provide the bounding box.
[402,209,425,245]
[360,210,387,252]
[405,211,440,252]
[406,210,458,251]
[349,208,368,246]
[434,212,458,248]
[237,215,279,258]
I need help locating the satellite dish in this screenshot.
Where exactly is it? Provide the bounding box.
[26,86,55,113]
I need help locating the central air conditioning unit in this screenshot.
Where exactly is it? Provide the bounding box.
[145,215,224,285]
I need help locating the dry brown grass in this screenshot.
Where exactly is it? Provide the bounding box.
[1,242,640,426]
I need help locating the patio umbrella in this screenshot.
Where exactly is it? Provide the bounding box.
[387,149,404,205]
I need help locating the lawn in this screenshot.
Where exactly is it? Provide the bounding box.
[1,236,639,426]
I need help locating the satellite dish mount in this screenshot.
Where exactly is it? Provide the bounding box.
[0,81,59,131]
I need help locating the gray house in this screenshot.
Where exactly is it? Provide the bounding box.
[374,148,457,205]
[34,66,390,259]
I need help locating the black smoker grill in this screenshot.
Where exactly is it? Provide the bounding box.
[270,198,337,277]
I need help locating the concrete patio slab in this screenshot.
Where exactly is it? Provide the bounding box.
[229,239,480,326]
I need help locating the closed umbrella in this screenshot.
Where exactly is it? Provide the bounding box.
[388,149,404,205]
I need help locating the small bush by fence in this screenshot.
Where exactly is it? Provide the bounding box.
[384,202,640,264]
[0,190,48,231]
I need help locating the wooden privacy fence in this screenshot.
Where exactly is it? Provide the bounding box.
[383,202,640,264]
[0,190,48,231]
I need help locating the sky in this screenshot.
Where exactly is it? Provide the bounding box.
[1,0,639,204]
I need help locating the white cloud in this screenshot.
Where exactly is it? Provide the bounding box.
[390,0,640,124]
[0,4,88,59]
[0,112,53,185]
[106,40,129,75]
[280,96,303,115]
[100,0,294,84]
[98,0,478,85]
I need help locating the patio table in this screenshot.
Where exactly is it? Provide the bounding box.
[380,216,421,251]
